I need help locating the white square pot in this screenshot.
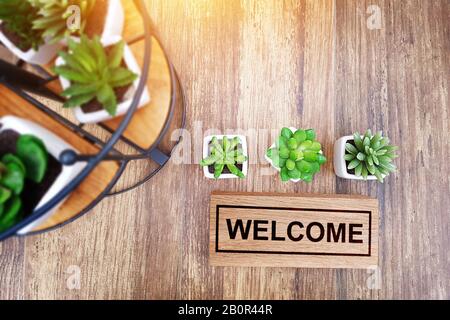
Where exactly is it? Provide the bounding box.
[265,127,324,183]
[56,36,150,124]
[334,135,377,180]
[0,0,122,65]
[60,0,124,45]
[101,0,125,41]
[61,0,125,47]
[0,116,85,234]
[203,135,248,179]
[0,29,62,65]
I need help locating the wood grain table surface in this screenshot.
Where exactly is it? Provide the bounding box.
[0,0,449,299]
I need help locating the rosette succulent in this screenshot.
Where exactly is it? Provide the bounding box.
[200,136,248,179]
[30,0,97,43]
[0,134,48,232]
[54,35,138,116]
[0,0,43,51]
[266,128,326,183]
[344,130,398,182]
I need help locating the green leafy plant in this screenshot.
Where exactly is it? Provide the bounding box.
[30,0,97,43]
[0,134,48,232]
[54,35,138,116]
[344,130,398,182]
[266,128,326,183]
[0,0,44,51]
[200,136,248,179]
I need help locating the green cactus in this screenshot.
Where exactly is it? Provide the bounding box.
[0,134,49,232]
[200,136,248,179]
[54,35,138,116]
[267,128,326,183]
[30,0,97,43]
[0,0,43,51]
[345,130,398,182]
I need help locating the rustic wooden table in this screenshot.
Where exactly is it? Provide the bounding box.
[0,0,448,299]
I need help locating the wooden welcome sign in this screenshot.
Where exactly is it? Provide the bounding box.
[210,192,378,269]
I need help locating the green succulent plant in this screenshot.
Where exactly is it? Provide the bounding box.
[30,0,97,43]
[266,128,327,183]
[54,35,138,116]
[344,130,398,183]
[0,0,44,51]
[0,134,48,232]
[200,136,248,179]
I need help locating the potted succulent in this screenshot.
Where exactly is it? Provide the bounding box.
[0,0,62,64]
[266,127,326,183]
[334,130,398,182]
[0,116,84,234]
[31,0,124,43]
[55,35,150,124]
[201,135,248,179]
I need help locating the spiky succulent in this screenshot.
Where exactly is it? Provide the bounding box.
[0,0,44,51]
[30,0,97,43]
[54,35,138,116]
[200,136,248,179]
[0,134,48,232]
[267,128,327,183]
[345,130,398,182]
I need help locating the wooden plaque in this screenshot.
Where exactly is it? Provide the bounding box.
[210,192,378,269]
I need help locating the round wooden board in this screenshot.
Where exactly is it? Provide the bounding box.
[0,0,176,233]
[31,37,174,231]
[102,37,173,150]
[0,85,121,233]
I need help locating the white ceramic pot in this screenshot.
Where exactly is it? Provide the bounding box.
[265,127,323,182]
[203,135,248,179]
[56,36,150,124]
[100,0,125,41]
[334,135,378,180]
[0,116,85,234]
[60,0,124,45]
[0,29,62,65]
[0,0,122,65]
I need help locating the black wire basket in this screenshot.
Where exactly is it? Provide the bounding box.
[0,0,186,241]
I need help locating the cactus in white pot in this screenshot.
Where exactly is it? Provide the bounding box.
[30,0,97,43]
[334,130,399,182]
[0,0,62,64]
[55,35,150,124]
[30,0,124,43]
